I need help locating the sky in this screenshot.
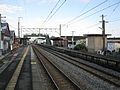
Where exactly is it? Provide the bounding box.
[0,0,120,37]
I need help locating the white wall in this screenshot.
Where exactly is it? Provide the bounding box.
[107,43,120,52]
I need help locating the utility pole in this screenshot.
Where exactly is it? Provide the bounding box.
[59,24,61,37]
[21,26,23,38]
[102,14,105,53]
[59,24,68,37]
[39,28,41,37]
[100,14,108,54]
[72,31,75,47]
[18,17,22,38]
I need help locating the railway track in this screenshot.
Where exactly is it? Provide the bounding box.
[40,45,120,72]
[0,46,32,90]
[0,47,26,90]
[15,46,32,90]
[5,46,30,90]
[38,45,120,87]
[32,45,81,90]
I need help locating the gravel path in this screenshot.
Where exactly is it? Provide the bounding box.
[40,48,120,90]
[31,47,56,90]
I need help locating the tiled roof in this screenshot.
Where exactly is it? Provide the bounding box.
[1,23,10,36]
[61,36,86,41]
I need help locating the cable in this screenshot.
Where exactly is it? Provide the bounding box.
[9,24,17,29]
[86,23,100,28]
[45,0,66,23]
[70,1,120,25]
[66,0,108,24]
[43,0,61,23]
[77,0,94,16]
[108,3,120,19]
[109,18,120,22]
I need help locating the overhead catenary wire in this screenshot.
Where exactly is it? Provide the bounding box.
[109,17,120,22]
[66,0,108,24]
[45,0,66,24]
[69,1,120,25]
[108,2,120,19]
[43,0,61,23]
[86,23,100,29]
[9,24,17,29]
[74,0,94,18]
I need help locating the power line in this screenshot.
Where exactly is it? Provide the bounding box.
[9,24,17,29]
[66,0,108,24]
[70,1,120,25]
[86,23,100,28]
[109,18,120,22]
[45,0,66,24]
[80,0,94,13]
[108,3,120,19]
[74,0,94,19]
[43,0,61,23]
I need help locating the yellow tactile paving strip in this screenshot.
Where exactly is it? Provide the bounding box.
[5,46,29,90]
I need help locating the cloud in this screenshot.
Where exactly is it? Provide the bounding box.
[80,0,91,3]
[0,4,22,14]
[25,0,57,3]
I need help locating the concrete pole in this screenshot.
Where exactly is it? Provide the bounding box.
[21,26,23,38]
[18,17,22,38]
[18,18,20,38]
[59,24,61,37]
[39,28,40,37]
[72,31,75,46]
[102,14,105,53]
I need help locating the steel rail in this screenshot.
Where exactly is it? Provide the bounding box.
[32,45,81,90]
[40,45,120,87]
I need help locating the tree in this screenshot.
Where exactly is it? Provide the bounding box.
[74,43,87,51]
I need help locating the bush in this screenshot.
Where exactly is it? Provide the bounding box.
[119,48,120,54]
[74,43,87,51]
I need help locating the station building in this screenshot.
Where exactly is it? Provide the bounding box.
[51,36,86,48]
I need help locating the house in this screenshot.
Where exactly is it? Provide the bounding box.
[51,36,86,48]
[107,37,120,52]
[0,23,11,54]
[84,34,111,53]
[61,36,86,49]
[20,38,30,45]
[51,37,68,47]
[10,31,15,50]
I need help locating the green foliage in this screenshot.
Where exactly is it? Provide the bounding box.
[119,48,120,54]
[74,43,87,51]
